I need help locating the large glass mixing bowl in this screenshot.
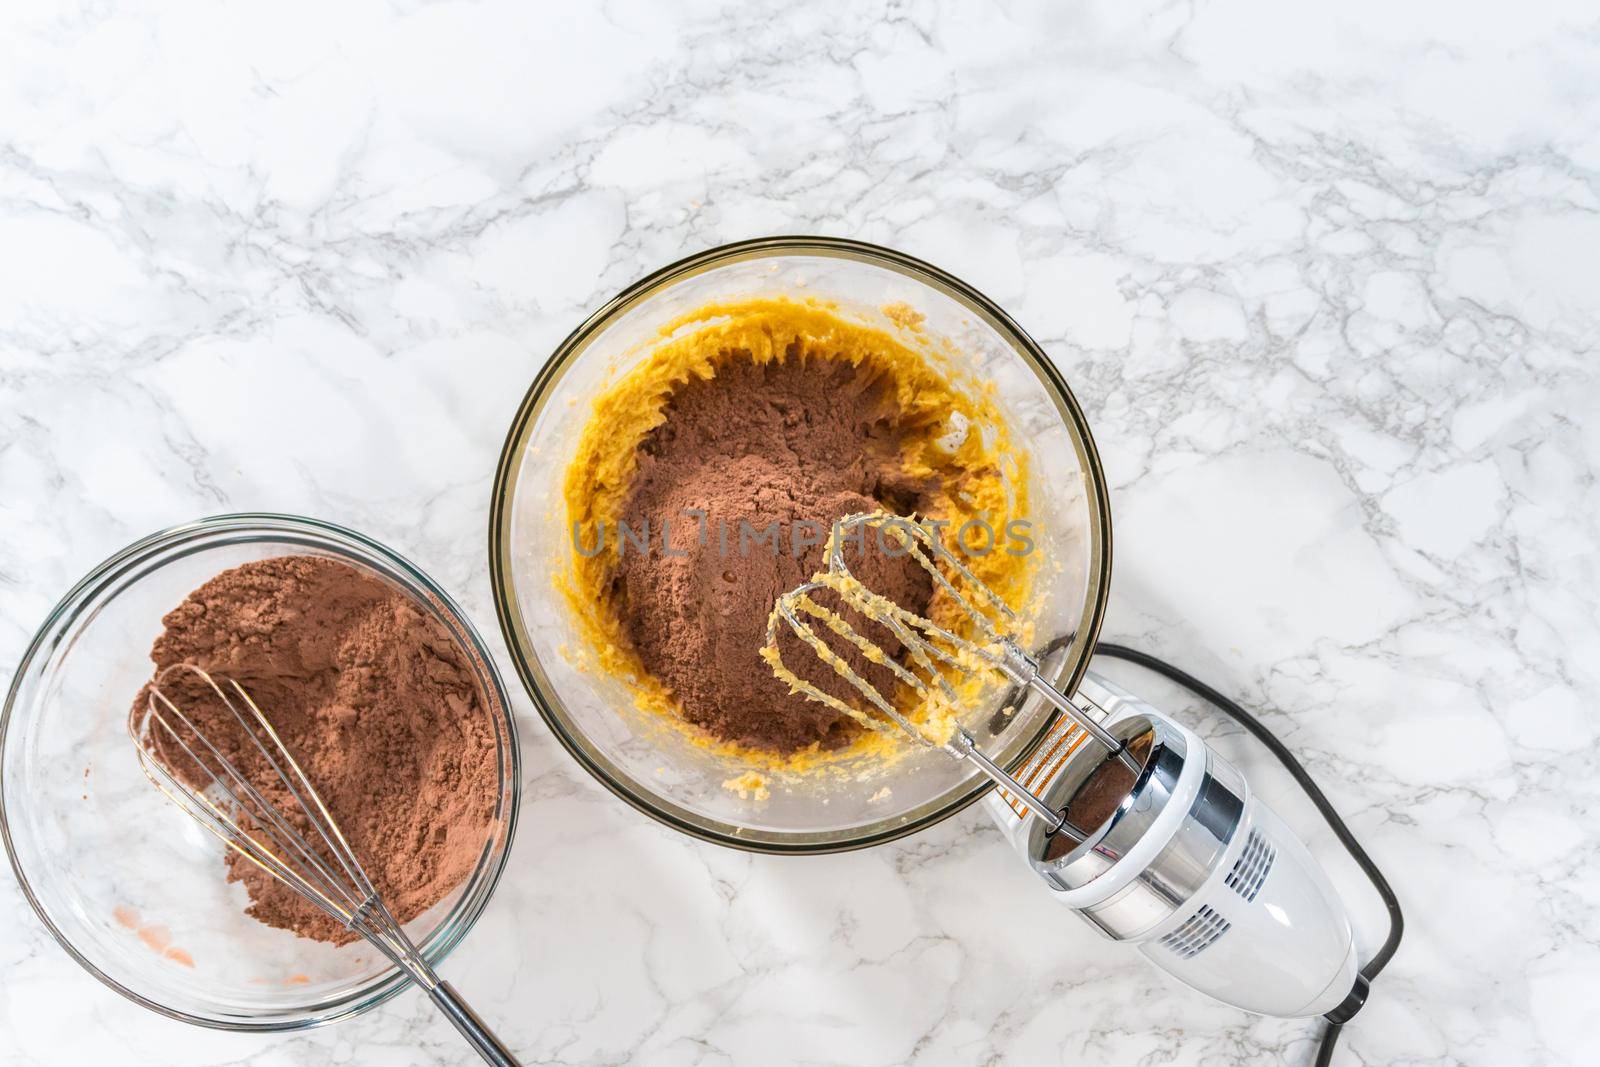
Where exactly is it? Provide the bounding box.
[489,237,1111,853]
[1,515,520,1029]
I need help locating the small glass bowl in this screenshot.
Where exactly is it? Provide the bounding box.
[0,514,520,1030]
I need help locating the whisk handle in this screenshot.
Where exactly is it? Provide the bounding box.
[429,981,521,1066]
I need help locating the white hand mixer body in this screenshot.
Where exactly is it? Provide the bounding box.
[984,670,1363,1020]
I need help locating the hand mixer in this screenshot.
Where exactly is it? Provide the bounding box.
[129,665,520,1067]
[765,511,1386,1029]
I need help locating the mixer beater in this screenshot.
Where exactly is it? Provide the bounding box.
[763,510,1135,842]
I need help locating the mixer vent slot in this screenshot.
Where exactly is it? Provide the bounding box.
[1159,904,1231,960]
[1224,828,1275,903]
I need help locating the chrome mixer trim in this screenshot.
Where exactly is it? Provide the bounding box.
[1034,705,1249,942]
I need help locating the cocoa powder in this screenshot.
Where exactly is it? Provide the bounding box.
[613,354,937,753]
[137,556,498,944]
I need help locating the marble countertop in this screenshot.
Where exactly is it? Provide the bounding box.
[3,1,1597,1064]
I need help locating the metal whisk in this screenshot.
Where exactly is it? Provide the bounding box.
[129,664,518,1067]
[764,511,1140,844]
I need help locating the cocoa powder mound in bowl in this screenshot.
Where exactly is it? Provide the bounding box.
[137,555,501,945]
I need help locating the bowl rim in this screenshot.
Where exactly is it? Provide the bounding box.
[0,512,522,1031]
[487,235,1113,854]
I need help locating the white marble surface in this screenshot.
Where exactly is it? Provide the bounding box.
[3,0,1597,1063]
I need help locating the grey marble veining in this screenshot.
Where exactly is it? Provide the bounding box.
[2,0,1597,1064]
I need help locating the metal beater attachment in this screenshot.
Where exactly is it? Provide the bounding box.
[763,511,1139,839]
[129,664,518,1067]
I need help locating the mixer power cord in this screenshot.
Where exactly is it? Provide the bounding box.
[1092,644,1404,1067]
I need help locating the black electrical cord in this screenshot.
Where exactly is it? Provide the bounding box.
[1091,643,1404,1067]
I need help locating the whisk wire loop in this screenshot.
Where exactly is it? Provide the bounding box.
[142,672,367,915]
[128,666,519,1063]
[130,665,434,981]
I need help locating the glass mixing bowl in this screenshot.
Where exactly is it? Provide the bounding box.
[1,514,520,1030]
[490,237,1111,853]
